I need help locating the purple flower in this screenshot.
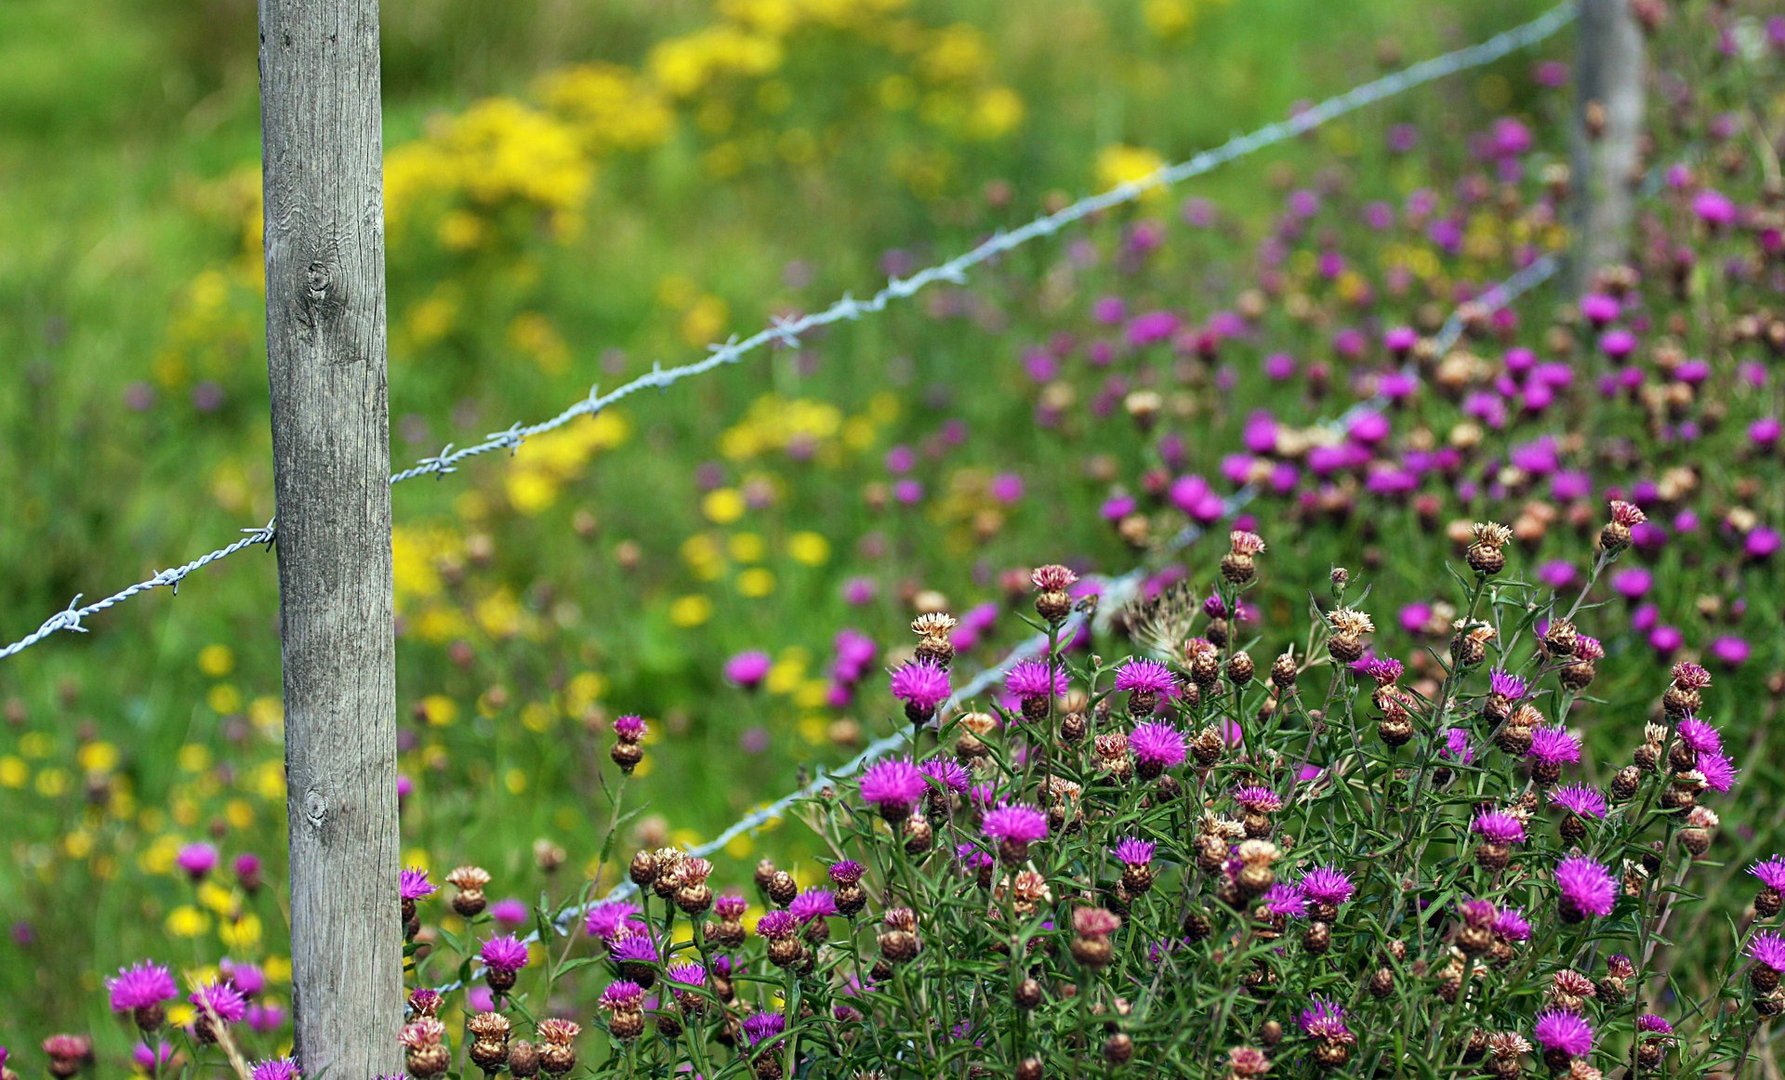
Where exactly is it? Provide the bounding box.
[742,1011,787,1048]
[982,804,1048,845]
[919,757,972,794]
[585,901,644,941]
[108,962,177,1013]
[248,1059,300,1080]
[189,980,248,1024]
[1533,1010,1594,1056]
[1298,996,1351,1041]
[1471,811,1526,845]
[1676,717,1722,754]
[1233,785,1283,813]
[1128,722,1187,770]
[890,660,951,710]
[1439,728,1474,764]
[1112,838,1156,866]
[177,843,219,879]
[1494,908,1532,942]
[1548,785,1607,819]
[789,889,838,924]
[1528,726,1582,767]
[219,960,264,997]
[1488,669,1527,700]
[828,860,866,886]
[756,910,798,939]
[1357,657,1403,684]
[1114,658,1176,695]
[1263,883,1307,919]
[725,651,772,690]
[1698,751,1737,793]
[608,933,657,965]
[480,934,530,974]
[1635,1014,1674,1036]
[1005,660,1065,701]
[1298,866,1356,907]
[1556,856,1617,919]
[598,979,645,1012]
[613,714,647,742]
[1749,857,1785,891]
[399,868,437,901]
[666,961,705,987]
[1743,932,1785,971]
[860,759,927,814]
[490,898,529,927]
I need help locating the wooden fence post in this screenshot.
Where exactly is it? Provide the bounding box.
[258,1,402,1076]
[1570,0,1647,294]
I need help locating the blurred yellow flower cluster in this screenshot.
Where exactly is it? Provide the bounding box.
[718,391,899,463]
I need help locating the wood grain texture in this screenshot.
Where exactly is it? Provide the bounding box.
[258,1,401,1076]
[1571,0,1646,293]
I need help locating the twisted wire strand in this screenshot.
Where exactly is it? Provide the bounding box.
[1,2,1575,664]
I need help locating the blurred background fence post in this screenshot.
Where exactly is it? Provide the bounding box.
[258,0,403,1075]
[1570,0,1646,293]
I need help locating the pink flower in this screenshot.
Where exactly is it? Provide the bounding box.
[724,651,772,690]
[1548,785,1607,819]
[189,980,247,1024]
[598,979,646,1012]
[1114,658,1176,695]
[1298,866,1355,907]
[479,934,530,974]
[107,962,177,1013]
[860,759,926,815]
[890,660,951,710]
[1528,726,1582,766]
[1533,1010,1593,1056]
[1004,660,1065,701]
[399,868,437,901]
[1471,811,1526,845]
[248,1059,301,1080]
[1556,856,1617,919]
[1749,857,1785,892]
[1749,932,1785,973]
[982,804,1048,845]
[1128,722,1186,769]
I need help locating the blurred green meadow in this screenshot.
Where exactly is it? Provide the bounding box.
[8,0,1782,1056]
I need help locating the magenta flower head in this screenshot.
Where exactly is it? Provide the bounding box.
[890,659,951,724]
[1749,931,1785,973]
[1556,856,1617,921]
[608,932,658,966]
[1494,908,1533,942]
[612,714,648,742]
[1128,721,1187,775]
[1549,784,1608,819]
[598,979,646,1013]
[1358,657,1403,685]
[1114,657,1176,696]
[919,757,971,795]
[1533,1010,1594,1057]
[743,1011,787,1049]
[714,892,749,920]
[189,980,248,1025]
[1697,750,1737,794]
[1112,838,1156,866]
[399,868,436,902]
[248,1059,301,1080]
[724,651,772,691]
[108,961,177,1018]
[1471,811,1526,845]
[479,934,530,974]
[1635,1014,1674,1038]
[585,900,644,941]
[1004,660,1065,705]
[1263,883,1308,919]
[1528,726,1582,766]
[983,803,1048,863]
[1298,996,1352,1042]
[828,860,866,886]
[1676,716,1722,754]
[1749,856,1785,892]
[789,888,838,924]
[1233,785,1283,813]
[860,758,927,822]
[1488,669,1528,701]
[176,842,219,880]
[1299,866,1356,908]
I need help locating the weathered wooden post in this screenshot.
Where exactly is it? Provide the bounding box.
[258,1,402,1076]
[1570,0,1646,294]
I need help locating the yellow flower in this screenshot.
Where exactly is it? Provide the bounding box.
[76,742,119,774]
[669,595,713,628]
[703,488,747,524]
[178,744,212,773]
[728,533,766,563]
[420,695,459,728]
[1143,0,1196,38]
[220,913,262,951]
[198,643,235,678]
[738,568,776,598]
[787,531,830,566]
[1,755,31,788]
[166,906,211,938]
[1096,144,1168,201]
[207,684,242,715]
[35,768,69,798]
[681,294,730,348]
[968,87,1024,140]
[505,769,529,795]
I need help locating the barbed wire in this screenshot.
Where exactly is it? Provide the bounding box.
[0,2,1574,665]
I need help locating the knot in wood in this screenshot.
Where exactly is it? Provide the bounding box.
[302,785,330,829]
[305,261,332,300]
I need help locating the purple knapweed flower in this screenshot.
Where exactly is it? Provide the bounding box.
[608,933,658,965]
[920,757,972,795]
[1263,883,1307,919]
[1698,751,1737,793]
[1549,785,1607,819]
[1439,727,1474,764]
[189,980,248,1024]
[585,900,644,941]
[1676,717,1722,754]
[1533,1010,1594,1056]
[479,934,530,974]
[860,758,927,817]
[1128,721,1187,770]
[1748,932,1785,972]
[1556,856,1617,919]
[108,962,177,1014]
[789,888,838,924]
[1112,838,1155,866]
[1298,996,1351,1041]
[1471,811,1526,845]
[598,979,645,1012]
[1004,660,1065,702]
[743,1011,787,1048]
[982,804,1048,845]
[1233,785,1283,813]
[1528,726,1582,766]
[400,868,436,901]
[177,843,219,879]
[725,650,772,690]
[1114,658,1176,695]
[1494,908,1532,942]
[890,660,951,710]
[829,860,866,886]
[1750,857,1785,891]
[1298,866,1356,907]
[248,1059,301,1080]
